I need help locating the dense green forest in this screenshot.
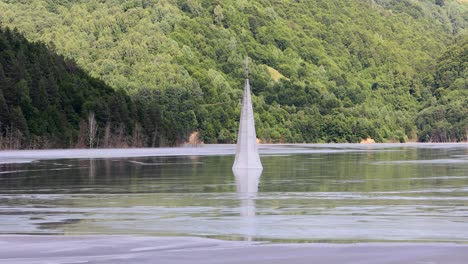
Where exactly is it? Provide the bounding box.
[0,0,467,148]
[0,27,143,148]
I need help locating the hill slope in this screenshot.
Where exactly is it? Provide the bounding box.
[0,0,467,145]
[0,27,142,148]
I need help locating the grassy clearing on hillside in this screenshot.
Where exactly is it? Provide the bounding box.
[266,66,289,82]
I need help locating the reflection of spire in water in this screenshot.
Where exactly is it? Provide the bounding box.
[233,60,262,240]
[233,59,262,170]
[233,168,262,241]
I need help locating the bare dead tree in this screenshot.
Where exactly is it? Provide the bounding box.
[151,129,158,147]
[466,128,468,143]
[103,122,111,148]
[4,127,22,149]
[88,111,98,148]
[0,132,3,150]
[131,123,145,147]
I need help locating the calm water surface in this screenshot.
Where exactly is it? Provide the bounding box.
[1,144,467,243]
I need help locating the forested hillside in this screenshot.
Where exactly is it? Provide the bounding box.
[416,37,468,142]
[0,0,467,147]
[0,27,145,148]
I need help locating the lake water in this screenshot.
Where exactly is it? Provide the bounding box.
[1,144,467,243]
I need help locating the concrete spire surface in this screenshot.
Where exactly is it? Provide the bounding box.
[233,61,262,170]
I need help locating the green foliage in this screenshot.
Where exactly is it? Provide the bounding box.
[0,0,467,146]
[0,27,140,148]
[416,36,468,142]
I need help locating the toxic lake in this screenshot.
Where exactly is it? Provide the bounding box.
[1,143,467,244]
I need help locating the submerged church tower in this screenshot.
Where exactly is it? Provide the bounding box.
[232,61,263,170]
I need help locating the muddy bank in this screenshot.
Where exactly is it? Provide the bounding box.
[1,235,467,264]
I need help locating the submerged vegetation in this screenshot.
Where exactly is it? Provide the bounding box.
[0,0,467,148]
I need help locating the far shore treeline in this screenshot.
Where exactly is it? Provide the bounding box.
[0,0,467,149]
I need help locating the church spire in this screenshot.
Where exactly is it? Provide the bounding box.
[233,58,262,170]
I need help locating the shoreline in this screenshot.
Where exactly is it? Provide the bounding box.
[1,235,468,264]
[1,143,466,164]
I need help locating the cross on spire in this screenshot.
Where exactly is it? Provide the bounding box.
[245,57,249,78]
